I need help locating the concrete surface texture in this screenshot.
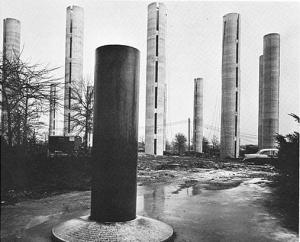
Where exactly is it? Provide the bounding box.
[193,78,203,153]
[52,215,173,242]
[262,33,280,149]
[220,13,241,159]
[258,55,264,149]
[49,84,57,136]
[63,5,84,136]
[3,18,20,61]
[145,2,167,155]
[91,45,140,222]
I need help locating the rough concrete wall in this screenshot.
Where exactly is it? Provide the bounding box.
[220,13,241,159]
[3,18,20,60]
[262,33,280,149]
[193,78,203,153]
[49,84,56,136]
[63,5,84,136]
[258,55,264,149]
[145,2,167,155]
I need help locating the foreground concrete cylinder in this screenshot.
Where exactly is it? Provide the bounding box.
[91,45,140,222]
[193,78,203,153]
[52,45,173,242]
[262,33,280,149]
[145,2,167,155]
[258,55,264,149]
[220,13,241,158]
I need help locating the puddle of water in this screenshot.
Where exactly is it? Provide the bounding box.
[137,178,299,242]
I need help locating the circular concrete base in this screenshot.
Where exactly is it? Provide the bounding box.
[52,215,173,242]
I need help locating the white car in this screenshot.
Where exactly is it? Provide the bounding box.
[243,148,279,162]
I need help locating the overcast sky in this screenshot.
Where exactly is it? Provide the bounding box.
[1,0,299,144]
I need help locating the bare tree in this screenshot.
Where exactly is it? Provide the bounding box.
[0,53,61,148]
[70,78,94,150]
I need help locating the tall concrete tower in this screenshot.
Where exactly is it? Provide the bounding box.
[49,84,57,136]
[258,55,264,149]
[145,2,167,155]
[220,13,241,159]
[63,5,84,136]
[2,18,21,136]
[262,33,280,148]
[3,18,21,60]
[193,78,203,153]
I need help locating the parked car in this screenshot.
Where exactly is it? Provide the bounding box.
[243,148,278,163]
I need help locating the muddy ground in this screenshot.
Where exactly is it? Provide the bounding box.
[137,153,277,187]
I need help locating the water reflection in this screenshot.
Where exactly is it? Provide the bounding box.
[143,186,165,217]
[137,178,299,241]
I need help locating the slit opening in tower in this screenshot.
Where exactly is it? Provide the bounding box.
[154,113,157,134]
[156,35,159,57]
[68,113,71,133]
[70,20,72,33]
[155,87,158,108]
[70,37,72,58]
[236,43,238,63]
[155,61,158,82]
[235,91,238,112]
[154,139,157,155]
[222,21,226,54]
[236,17,239,40]
[234,140,237,158]
[236,67,238,87]
[69,62,72,83]
[156,8,159,31]
[53,120,55,130]
[235,115,238,137]
[68,87,71,108]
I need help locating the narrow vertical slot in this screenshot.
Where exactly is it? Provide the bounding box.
[154,139,157,155]
[69,62,72,83]
[68,113,71,133]
[236,17,239,40]
[235,115,238,137]
[236,43,238,63]
[155,61,158,82]
[70,37,72,58]
[70,20,73,33]
[236,67,238,87]
[235,91,238,112]
[234,140,237,157]
[53,120,55,130]
[156,35,159,57]
[69,87,71,108]
[154,113,157,134]
[155,87,158,108]
[156,9,159,31]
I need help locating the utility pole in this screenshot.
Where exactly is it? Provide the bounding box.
[188,118,190,152]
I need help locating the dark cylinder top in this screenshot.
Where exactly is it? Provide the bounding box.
[91,45,140,222]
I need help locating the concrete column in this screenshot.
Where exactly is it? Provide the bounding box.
[193,78,203,153]
[258,55,264,149]
[3,18,20,60]
[220,13,241,158]
[163,83,167,151]
[49,84,57,136]
[262,33,280,149]
[63,5,84,136]
[145,2,167,155]
[91,45,140,222]
[2,18,21,137]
